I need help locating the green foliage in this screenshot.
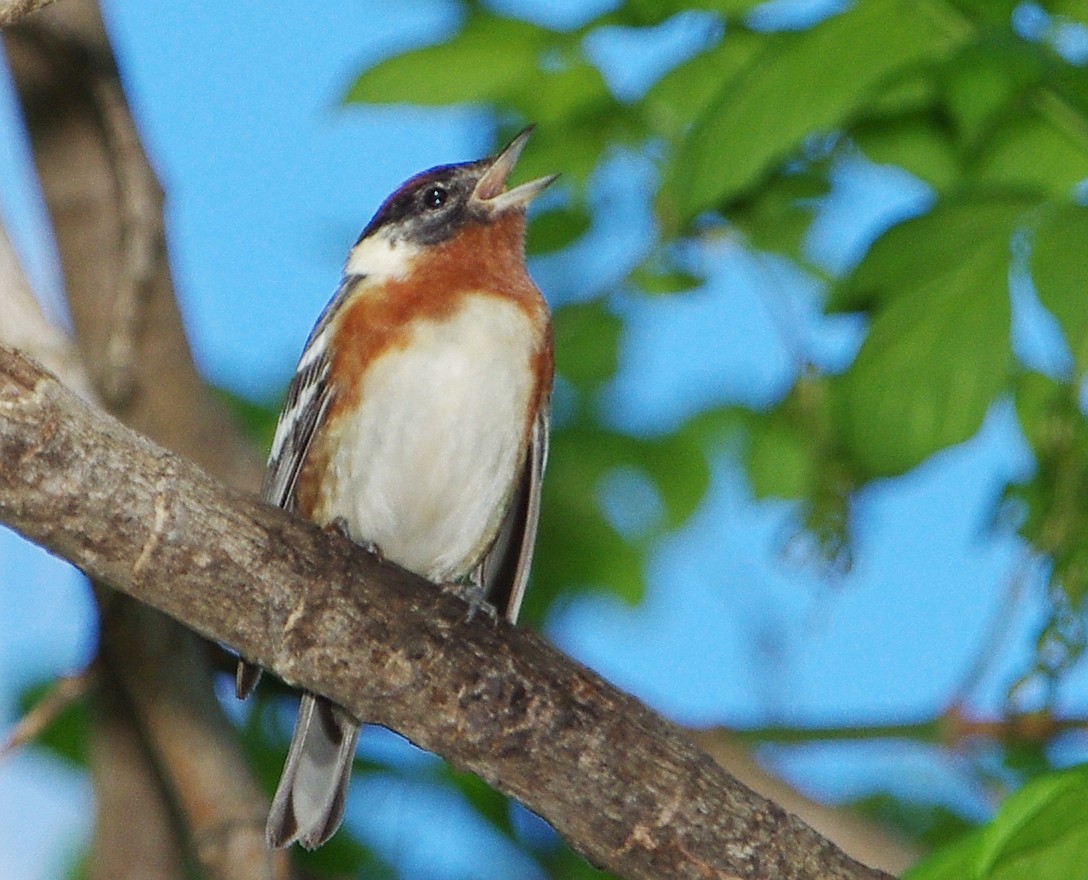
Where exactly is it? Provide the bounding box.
[1007,372,1088,604]
[531,419,712,617]
[850,792,974,852]
[906,766,1088,880]
[552,300,622,392]
[828,192,1030,478]
[527,205,592,254]
[346,14,552,107]
[1032,204,1088,370]
[663,0,965,227]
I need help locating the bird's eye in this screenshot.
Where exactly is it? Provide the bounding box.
[423,185,448,209]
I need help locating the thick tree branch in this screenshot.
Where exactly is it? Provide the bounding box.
[691,731,917,876]
[0,345,895,880]
[0,0,59,28]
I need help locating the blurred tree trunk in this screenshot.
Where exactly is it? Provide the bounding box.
[3,1,281,877]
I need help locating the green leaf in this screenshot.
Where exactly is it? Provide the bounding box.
[1013,370,1067,454]
[530,416,713,615]
[295,830,394,879]
[526,206,591,254]
[980,766,1088,880]
[907,767,1088,880]
[504,114,620,189]
[633,424,712,528]
[1032,204,1088,370]
[627,260,703,295]
[552,300,622,390]
[643,27,764,141]
[974,111,1088,196]
[506,57,615,127]
[940,38,1046,151]
[541,839,620,879]
[1048,64,1088,119]
[440,767,516,837]
[683,0,770,14]
[829,191,1037,312]
[345,15,625,189]
[345,14,549,106]
[727,162,828,258]
[946,0,1021,24]
[850,792,975,851]
[212,385,280,449]
[532,429,647,612]
[852,112,960,188]
[746,408,817,499]
[1041,0,1088,23]
[666,0,964,224]
[830,193,1037,477]
[1008,371,1088,604]
[905,826,986,880]
[861,68,940,118]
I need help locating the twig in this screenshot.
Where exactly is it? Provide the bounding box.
[0,670,96,759]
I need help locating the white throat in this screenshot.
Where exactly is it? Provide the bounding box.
[344,229,421,282]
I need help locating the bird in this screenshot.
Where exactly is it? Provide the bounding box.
[236,126,555,850]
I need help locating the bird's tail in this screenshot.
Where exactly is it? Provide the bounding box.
[266,693,360,850]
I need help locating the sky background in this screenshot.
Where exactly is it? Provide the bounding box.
[2,2,1087,879]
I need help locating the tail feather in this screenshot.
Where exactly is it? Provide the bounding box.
[267,693,360,850]
[235,659,262,700]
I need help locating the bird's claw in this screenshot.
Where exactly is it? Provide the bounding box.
[441,581,498,624]
[324,516,353,540]
[361,539,385,563]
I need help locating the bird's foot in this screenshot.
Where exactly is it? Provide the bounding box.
[360,539,385,563]
[441,580,498,624]
[324,516,352,540]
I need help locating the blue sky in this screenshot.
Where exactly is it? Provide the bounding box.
[2,2,1087,878]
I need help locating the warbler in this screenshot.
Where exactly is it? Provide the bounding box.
[237,127,555,849]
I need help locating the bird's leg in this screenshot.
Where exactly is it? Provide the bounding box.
[442,569,497,624]
[360,539,385,563]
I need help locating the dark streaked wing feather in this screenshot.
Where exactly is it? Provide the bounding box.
[479,407,549,624]
[261,276,360,508]
[261,354,333,509]
[237,278,359,699]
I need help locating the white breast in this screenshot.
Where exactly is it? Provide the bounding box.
[318,293,537,582]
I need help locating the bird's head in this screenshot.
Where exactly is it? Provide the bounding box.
[345,127,556,281]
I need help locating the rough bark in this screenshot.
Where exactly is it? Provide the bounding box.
[0,345,896,880]
[0,0,59,27]
[691,730,918,876]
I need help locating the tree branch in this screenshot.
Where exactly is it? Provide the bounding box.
[0,0,59,28]
[0,344,895,880]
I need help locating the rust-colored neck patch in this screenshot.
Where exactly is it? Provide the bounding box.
[332,212,545,388]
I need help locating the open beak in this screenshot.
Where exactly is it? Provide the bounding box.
[472,126,558,214]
